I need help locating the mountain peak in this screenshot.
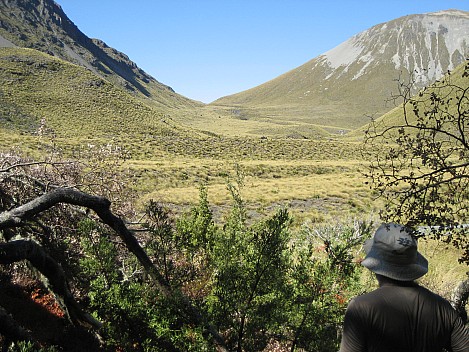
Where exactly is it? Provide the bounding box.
[213,10,469,133]
[426,9,469,18]
[321,9,469,82]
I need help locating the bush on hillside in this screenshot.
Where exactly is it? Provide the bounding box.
[364,61,469,264]
[0,149,368,351]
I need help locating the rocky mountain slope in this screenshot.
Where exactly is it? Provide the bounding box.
[0,0,200,109]
[213,10,469,133]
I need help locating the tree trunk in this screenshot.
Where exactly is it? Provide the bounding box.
[0,239,101,328]
[0,305,34,346]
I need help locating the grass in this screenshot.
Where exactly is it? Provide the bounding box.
[127,155,378,228]
[181,104,336,139]
[0,48,184,138]
[210,57,407,132]
[0,46,374,223]
[0,48,466,297]
[419,238,469,299]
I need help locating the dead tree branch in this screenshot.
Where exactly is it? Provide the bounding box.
[0,187,228,351]
[0,306,34,347]
[0,239,101,329]
[451,274,469,324]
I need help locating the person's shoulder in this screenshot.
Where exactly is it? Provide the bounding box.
[414,284,455,307]
[415,284,449,300]
[347,289,382,308]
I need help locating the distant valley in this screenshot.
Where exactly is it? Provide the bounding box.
[0,1,467,138]
[210,9,469,135]
[0,0,468,220]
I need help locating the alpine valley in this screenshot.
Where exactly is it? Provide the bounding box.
[211,9,469,135]
[0,0,468,219]
[0,2,468,350]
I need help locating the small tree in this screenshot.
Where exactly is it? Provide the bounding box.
[364,60,469,264]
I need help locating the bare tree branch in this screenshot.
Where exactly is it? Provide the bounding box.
[451,274,469,324]
[0,239,101,329]
[363,61,469,263]
[0,306,34,347]
[0,187,228,351]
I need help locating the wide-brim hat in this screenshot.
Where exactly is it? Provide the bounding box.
[361,223,428,281]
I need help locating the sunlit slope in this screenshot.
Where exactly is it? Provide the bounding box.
[212,10,469,133]
[347,59,469,140]
[0,47,364,161]
[208,62,400,135]
[0,49,374,224]
[0,0,202,109]
[0,47,183,139]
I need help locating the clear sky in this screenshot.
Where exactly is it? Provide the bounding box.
[56,1,469,103]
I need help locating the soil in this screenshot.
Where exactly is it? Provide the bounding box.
[0,274,103,351]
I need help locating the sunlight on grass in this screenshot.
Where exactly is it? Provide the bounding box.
[419,239,468,299]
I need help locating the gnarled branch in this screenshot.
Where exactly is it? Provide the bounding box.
[451,275,469,324]
[0,239,100,329]
[0,306,34,346]
[0,187,228,351]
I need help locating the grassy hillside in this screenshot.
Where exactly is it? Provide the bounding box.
[0,47,182,139]
[0,47,377,223]
[210,61,400,133]
[211,11,469,136]
[347,59,469,139]
[0,0,201,109]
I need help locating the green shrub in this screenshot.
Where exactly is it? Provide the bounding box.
[74,183,368,351]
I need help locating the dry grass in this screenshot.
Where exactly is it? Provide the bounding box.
[419,239,468,299]
[129,156,379,227]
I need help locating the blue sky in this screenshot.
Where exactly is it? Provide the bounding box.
[56,1,469,103]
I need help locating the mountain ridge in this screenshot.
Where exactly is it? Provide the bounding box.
[0,46,186,141]
[0,0,201,109]
[1,3,467,139]
[212,9,469,132]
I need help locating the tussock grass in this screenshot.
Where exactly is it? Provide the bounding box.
[419,239,468,299]
[0,49,466,296]
[0,47,181,139]
[131,156,378,225]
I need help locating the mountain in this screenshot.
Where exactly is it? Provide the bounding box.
[212,10,469,134]
[0,47,185,142]
[0,0,201,109]
[348,58,469,139]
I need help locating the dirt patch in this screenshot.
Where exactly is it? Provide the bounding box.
[0,274,102,351]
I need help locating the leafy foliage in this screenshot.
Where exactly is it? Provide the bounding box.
[284,221,372,351]
[74,180,368,351]
[364,60,469,263]
[7,341,57,352]
[0,147,368,351]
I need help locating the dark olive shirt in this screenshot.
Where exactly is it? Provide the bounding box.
[340,282,468,352]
